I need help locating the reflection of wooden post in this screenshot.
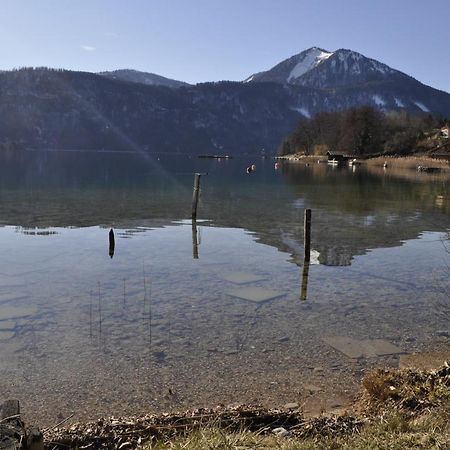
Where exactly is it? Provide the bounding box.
[98,281,102,335]
[301,209,312,300]
[300,261,310,301]
[191,173,201,220]
[192,219,199,259]
[89,290,93,338]
[109,228,115,258]
[304,209,311,262]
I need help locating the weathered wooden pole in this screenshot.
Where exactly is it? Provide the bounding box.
[304,209,311,263]
[191,173,201,220]
[300,261,310,301]
[192,219,199,259]
[109,228,115,258]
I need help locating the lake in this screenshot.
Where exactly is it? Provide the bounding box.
[1,150,450,425]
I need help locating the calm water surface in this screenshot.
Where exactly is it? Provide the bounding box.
[1,151,450,424]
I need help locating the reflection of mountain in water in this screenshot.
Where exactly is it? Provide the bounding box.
[1,152,450,266]
[240,164,450,266]
[203,163,450,266]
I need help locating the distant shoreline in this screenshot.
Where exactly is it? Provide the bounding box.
[276,153,450,171]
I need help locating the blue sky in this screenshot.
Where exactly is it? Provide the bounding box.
[1,0,449,92]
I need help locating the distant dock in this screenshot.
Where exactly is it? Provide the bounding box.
[198,154,233,159]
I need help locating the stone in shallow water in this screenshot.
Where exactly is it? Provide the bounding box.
[303,383,321,393]
[323,336,403,359]
[222,272,266,284]
[283,402,299,409]
[0,320,16,331]
[366,339,404,357]
[226,287,285,304]
[323,336,364,359]
[0,330,15,340]
[0,305,38,321]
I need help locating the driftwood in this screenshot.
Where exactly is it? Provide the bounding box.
[0,399,24,450]
[0,400,43,450]
[44,405,362,449]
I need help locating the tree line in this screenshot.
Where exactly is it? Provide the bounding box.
[279,106,447,156]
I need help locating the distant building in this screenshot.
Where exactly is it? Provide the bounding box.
[326,151,346,162]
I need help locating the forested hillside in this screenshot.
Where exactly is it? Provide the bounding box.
[278,107,448,156]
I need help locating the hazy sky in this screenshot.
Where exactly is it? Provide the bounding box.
[1,0,449,92]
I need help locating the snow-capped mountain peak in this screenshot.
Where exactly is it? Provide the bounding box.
[242,47,334,84]
[240,46,450,118]
[287,47,333,82]
[244,47,403,88]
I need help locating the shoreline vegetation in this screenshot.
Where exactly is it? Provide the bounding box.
[278,106,449,160]
[276,154,450,170]
[38,354,450,449]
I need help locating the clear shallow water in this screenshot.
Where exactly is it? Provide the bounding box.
[1,151,450,424]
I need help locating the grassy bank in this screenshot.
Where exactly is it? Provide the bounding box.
[145,409,449,449]
[366,155,450,170]
[276,154,450,172]
[45,364,450,449]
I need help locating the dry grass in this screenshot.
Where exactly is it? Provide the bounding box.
[144,407,450,449]
[144,366,450,450]
[361,366,450,413]
[367,155,450,170]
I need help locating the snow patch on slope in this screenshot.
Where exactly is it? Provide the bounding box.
[394,97,405,107]
[372,95,386,107]
[292,106,311,118]
[414,101,430,112]
[335,50,394,76]
[288,48,333,82]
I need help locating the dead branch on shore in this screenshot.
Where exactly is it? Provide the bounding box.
[44,405,362,449]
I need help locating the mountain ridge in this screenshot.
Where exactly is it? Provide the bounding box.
[99,69,189,88]
[1,48,450,155]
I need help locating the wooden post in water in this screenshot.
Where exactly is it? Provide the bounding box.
[304,209,311,263]
[192,219,199,259]
[300,208,312,300]
[109,228,115,258]
[191,173,201,220]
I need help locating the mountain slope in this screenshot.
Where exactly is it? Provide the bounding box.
[244,47,334,84]
[0,69,301,154]
[99,69,189,88]
[245,47,450,117]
